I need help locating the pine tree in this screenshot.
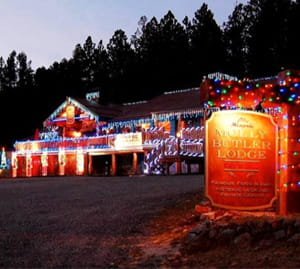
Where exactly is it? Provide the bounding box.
[16,52,33,89]
[158,11,190,89]
[223,3,248,76]
[4,51,17,89]
[189,4,225,81]
[0,57,5,91]
[245,0,292,76]
[106,29,136,103]
[93,40,109,99]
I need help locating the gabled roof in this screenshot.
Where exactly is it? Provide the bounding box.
[43,87,201,125]
[147,88,200,113]
[72,97,122,119]
[43,97,101,126]
[115,88,200,120]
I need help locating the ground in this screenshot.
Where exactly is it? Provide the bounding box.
[127,195,300,268]
[1,175,300,268]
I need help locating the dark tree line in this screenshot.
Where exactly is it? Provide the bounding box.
[0,0,300,148]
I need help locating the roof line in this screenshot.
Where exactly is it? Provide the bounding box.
[163,87,198,95]
[43,96,99,126]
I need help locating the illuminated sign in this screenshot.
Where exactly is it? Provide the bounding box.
[114,133,143,150]
[86,91,100,104]
[207,72,238,81]
[66,105,75,125]
[206,111,278,210]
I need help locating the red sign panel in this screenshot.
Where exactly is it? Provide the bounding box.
[205,111,278,210]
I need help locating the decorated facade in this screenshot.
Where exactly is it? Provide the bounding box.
[13,89,205,178]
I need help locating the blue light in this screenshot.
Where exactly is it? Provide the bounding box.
[294,83,300,88]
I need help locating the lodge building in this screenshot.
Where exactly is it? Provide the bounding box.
[12,88,205,177]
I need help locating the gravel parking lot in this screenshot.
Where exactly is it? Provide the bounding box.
[0,175,203,267]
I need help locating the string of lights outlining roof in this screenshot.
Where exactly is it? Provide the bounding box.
[43,96,99,126]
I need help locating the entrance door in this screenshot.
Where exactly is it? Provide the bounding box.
[91,155,111,176]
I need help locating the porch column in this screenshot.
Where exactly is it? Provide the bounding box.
[88,154,93,175]
[133,152,138,175]
[176,159,182,174]
[111,154,117,176]
[187,162,191,174]
[85,154,89,176]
